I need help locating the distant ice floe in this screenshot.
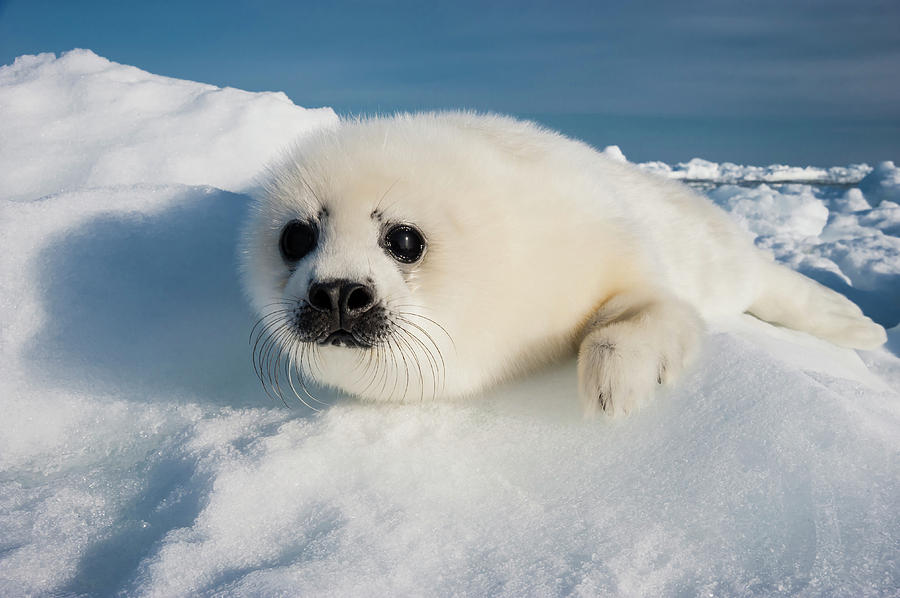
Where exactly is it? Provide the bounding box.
[1,51,898,597]
[638,157,873,185]
[602,145,900,191]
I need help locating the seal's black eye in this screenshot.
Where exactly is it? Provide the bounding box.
[279,220,317,262]
[384,224,425,264]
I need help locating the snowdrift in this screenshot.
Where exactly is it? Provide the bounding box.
[1,50,898,597]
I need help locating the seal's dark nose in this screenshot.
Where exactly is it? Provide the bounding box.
[308,279,375,328]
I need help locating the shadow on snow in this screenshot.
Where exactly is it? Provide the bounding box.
[24,187,338,411]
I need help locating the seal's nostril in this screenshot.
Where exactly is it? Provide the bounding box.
[308,282,339,313]
[346,285,374,313]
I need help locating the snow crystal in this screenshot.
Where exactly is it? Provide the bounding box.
[1,51,898,597]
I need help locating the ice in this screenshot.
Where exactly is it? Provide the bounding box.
[859,161,900,207]
[601,144,628,163]
[707,184,830,239]
[639,158,872,185]
[1,51,898,597]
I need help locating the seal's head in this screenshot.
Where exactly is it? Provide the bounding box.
[241,112,634,404]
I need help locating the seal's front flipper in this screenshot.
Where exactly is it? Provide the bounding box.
[577,289,703,417]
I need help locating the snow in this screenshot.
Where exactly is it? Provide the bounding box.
[0,49,338,202]
[1,50,898,597]
[859,161,900,207]
[707,183,830,239]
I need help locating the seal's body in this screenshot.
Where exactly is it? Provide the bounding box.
[241,112,886,415]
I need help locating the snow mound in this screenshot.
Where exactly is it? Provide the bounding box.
[1,51,898,597]
[0,49,338,202]
[602,144,628,163]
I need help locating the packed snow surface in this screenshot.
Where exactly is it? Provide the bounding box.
[1,51,898,597]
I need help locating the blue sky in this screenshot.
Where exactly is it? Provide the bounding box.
[2,0,898,164]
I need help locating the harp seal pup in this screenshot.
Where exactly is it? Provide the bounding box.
[241,112,886,416]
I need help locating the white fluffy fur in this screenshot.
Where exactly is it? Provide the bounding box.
[241,112,887,415]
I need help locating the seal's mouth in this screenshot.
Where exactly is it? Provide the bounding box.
[318,330,371,348]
